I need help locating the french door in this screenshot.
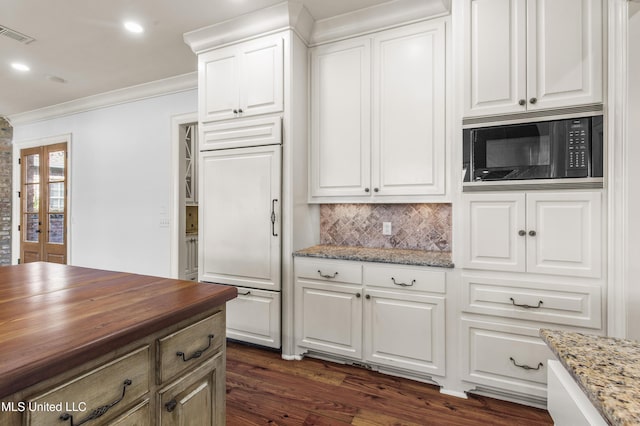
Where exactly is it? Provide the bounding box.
[20,143,68,264]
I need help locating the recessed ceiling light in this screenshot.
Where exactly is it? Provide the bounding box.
[11,62,30,72]
[123,21,144,34]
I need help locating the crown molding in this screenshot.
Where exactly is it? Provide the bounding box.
[309,0,450,46]
[7,72,198,126]
[183,1,314,53]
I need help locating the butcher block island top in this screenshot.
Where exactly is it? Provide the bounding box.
[0,262,236,403]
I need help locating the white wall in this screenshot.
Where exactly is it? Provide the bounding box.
[12,89,197,277]
[626,3,640,340]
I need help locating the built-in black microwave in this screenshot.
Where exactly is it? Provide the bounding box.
[463,116,603,187]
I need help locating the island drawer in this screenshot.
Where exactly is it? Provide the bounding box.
[363,264,446,293]
[462,274,602,328]
[295,257,362,285]
[157,311,224,384]
[26,345,150,426]
[461,319,555,399]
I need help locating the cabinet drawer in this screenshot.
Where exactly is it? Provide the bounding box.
[110,399,151,425]
[462,274,602,328]
[158,311,224,384]
[295,257,362,285]
[461,319,555,398]
[227,286,280,349]
[26,346,150,425]
[200,116,282,150]
[363,263,445,293]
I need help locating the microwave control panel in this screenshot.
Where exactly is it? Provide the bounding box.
[567,121,589,172]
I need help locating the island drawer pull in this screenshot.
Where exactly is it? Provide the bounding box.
[165,399,178,412]
[509,297,543,309]
[391,277,415,287]
[59,379,132,426]
[509,357,543,371]
[317,270,338,279]
[176,334,215,362]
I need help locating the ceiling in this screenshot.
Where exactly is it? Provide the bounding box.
[0,0,392,118]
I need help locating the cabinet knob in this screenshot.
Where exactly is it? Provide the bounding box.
[528,230,537,237]
[373,188,379,193]
[518,230,526,236]
[365,294,371,300]
[364,188,370,193]
[518,99,526,106]
[529,97,538,105]
[238,108,243,113]
[356,293,361,298]
[233,109,238,114]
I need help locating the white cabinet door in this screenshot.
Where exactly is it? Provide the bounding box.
[373,21,446,196]
[363,289,445,376]
[310,38,371,198]
[199,36,283,123]
[463,0,602,117]
[199,145,281,290]
[227,286,281,349]
[462,191,602,277]
[239,36,284,118]
[526,0,602,110]
[296,279,363,359]
[199,47,240,122]
[464,0,527,116]
[526,192,601,278]
[462,193,527,272]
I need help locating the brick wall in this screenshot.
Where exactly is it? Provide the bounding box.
[0,117,13,265]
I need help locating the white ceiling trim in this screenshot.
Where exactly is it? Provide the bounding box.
[7,72,198,126]
[309,0,450,46]
[184,1,314,53]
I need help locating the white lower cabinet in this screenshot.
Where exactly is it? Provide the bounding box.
[294,257,446,377]
[364,289,445,375]
[226,286,280,349]
[461,318,555,398]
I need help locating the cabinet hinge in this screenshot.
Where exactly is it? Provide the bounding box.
[17,191,20,198]
[18,158,21,165]
[17,225,20,231]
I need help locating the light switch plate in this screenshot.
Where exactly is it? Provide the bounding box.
[382,222,392,235]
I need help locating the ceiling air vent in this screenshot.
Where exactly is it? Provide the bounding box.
[0,25,35,44]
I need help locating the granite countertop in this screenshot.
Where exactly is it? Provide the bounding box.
[540,329,640,426]
[293,244,454,268]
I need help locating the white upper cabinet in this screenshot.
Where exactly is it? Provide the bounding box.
[199,35,284,123]
[310,37,372,197]
[463,0,602,117]
[462,191,602,278]
[373,22,446,197]
[310,20,447,201]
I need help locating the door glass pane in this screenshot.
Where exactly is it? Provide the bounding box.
[49,151,65,182]
[49,182,65,213]
[48,214,64,244]
[25,214,40,242]
[25,184,40,212]
[26,154,40,183]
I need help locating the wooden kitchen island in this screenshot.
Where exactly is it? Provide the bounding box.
[0,262,237,425]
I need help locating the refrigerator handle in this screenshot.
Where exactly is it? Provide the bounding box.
[271,199,278,237]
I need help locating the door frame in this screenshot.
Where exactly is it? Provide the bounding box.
[12,133,72,265]
[170,112,197,279]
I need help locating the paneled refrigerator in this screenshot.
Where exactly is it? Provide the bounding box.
[199,137,281,349]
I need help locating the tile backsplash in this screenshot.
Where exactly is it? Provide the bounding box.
[320,204,452,251]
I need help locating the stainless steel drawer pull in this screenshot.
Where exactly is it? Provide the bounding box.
[391,277,415,287]
[509,297,543,309]
[176,334,215,362]
[317,270,338,279]
[510,357,543,371]
[59,379,132,425]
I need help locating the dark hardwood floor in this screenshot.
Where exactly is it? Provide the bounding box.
[226,341,553,425]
